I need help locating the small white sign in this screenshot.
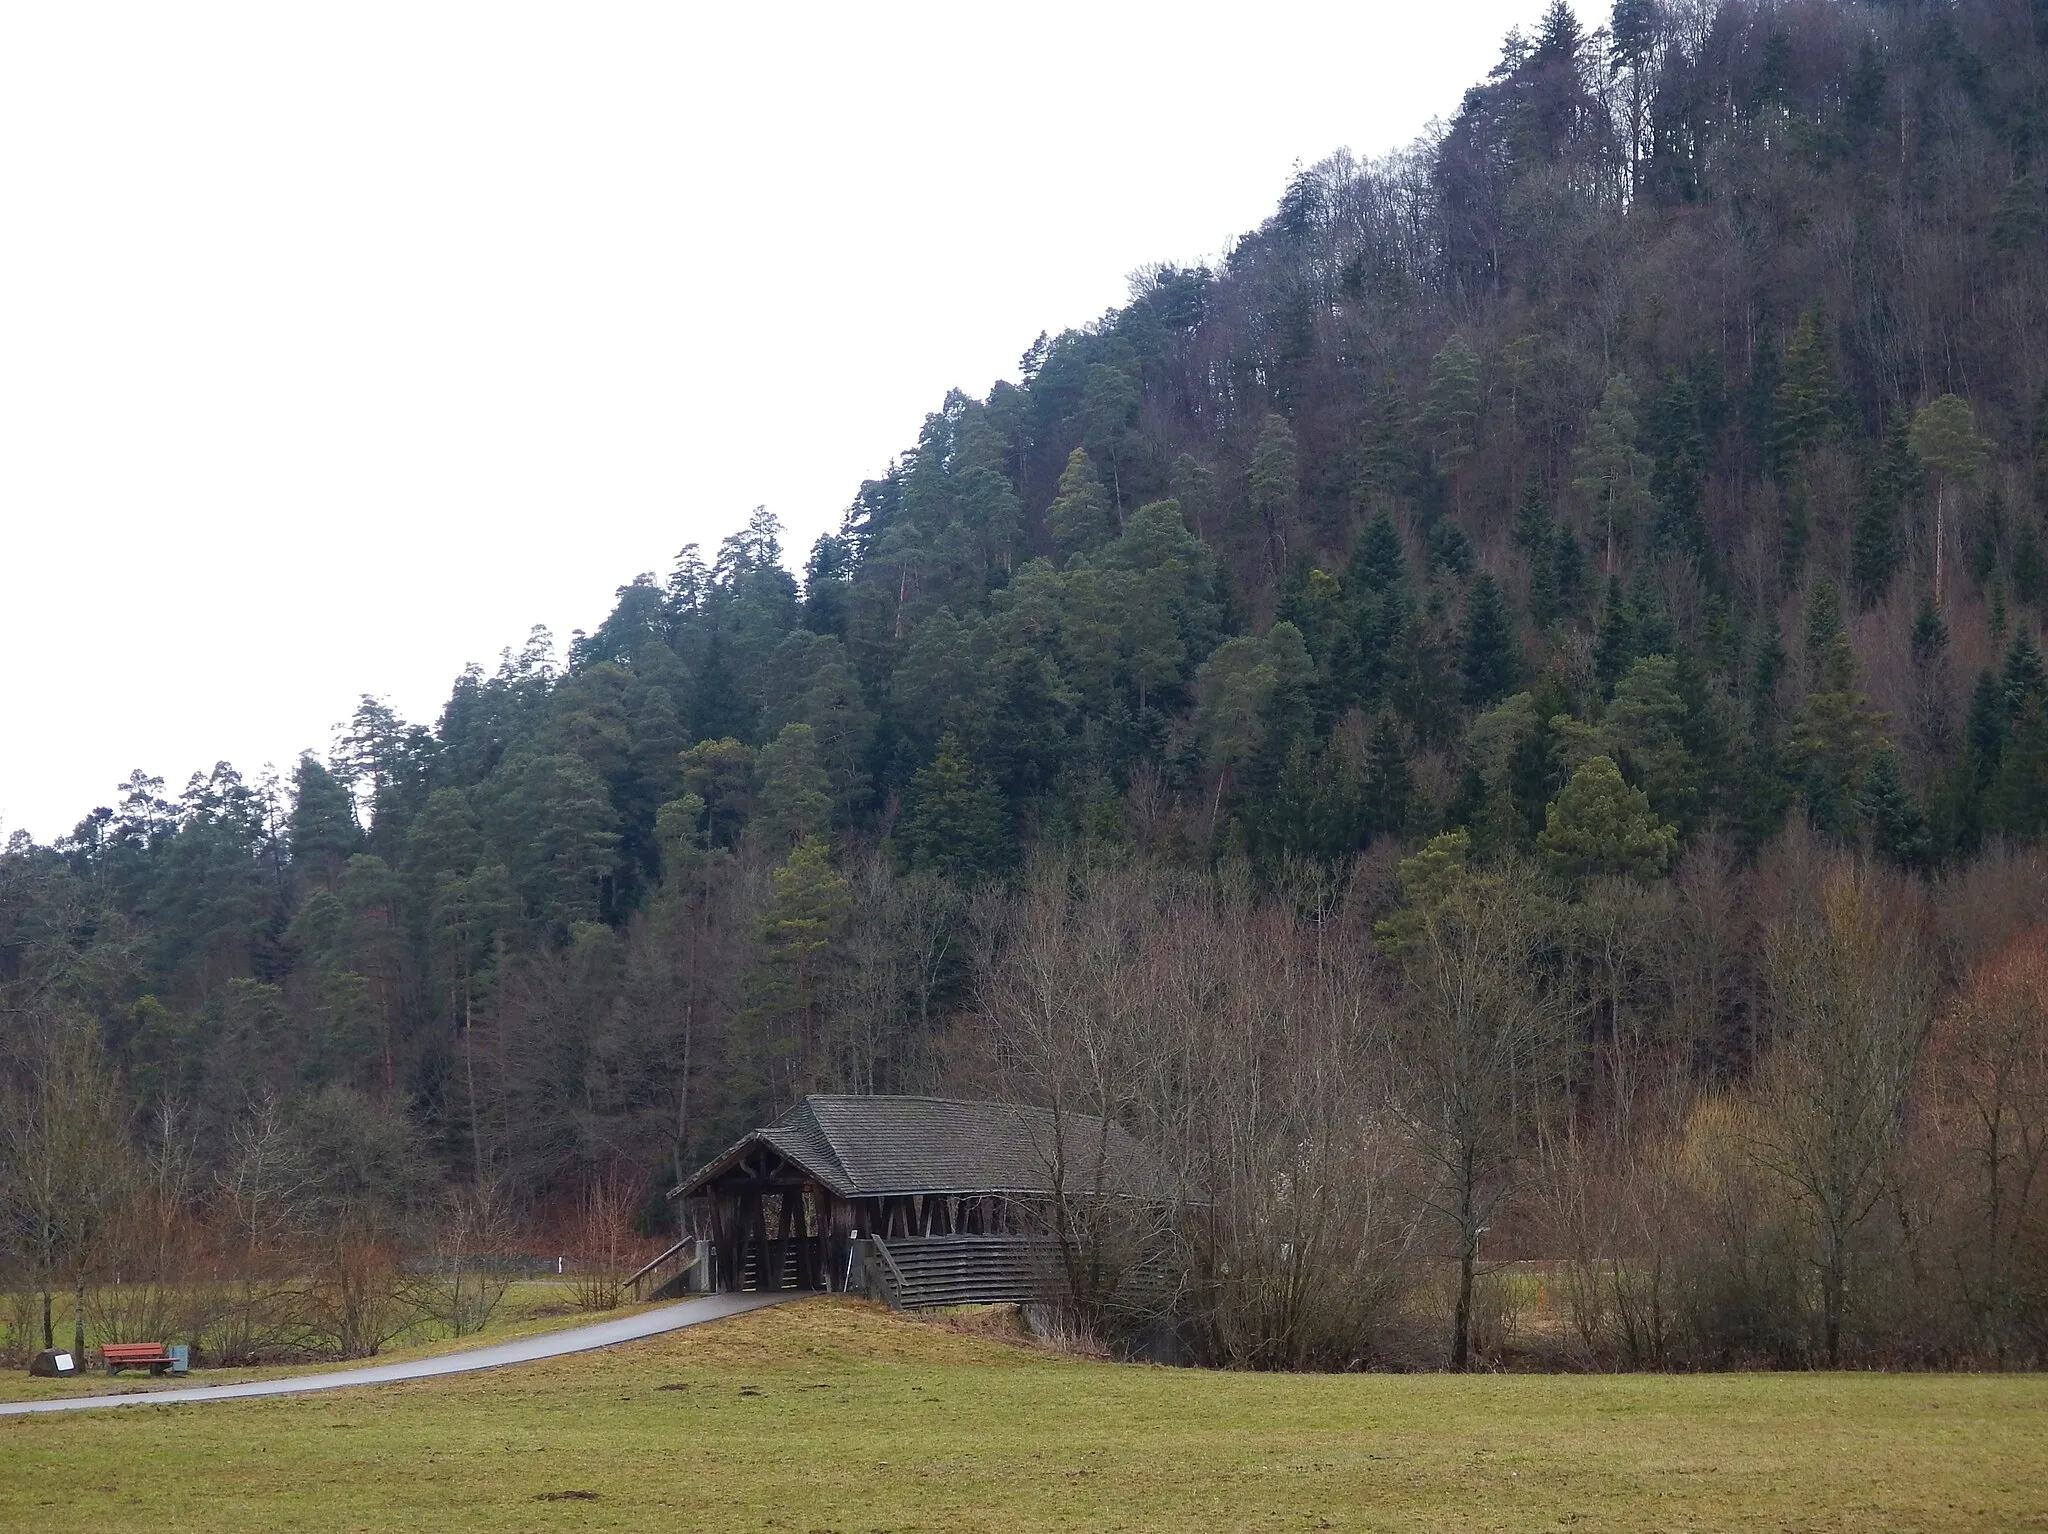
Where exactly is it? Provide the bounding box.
[52,1353,74,1373]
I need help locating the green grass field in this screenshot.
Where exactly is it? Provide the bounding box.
[2,1298,2042,1532]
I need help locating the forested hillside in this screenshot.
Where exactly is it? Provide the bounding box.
[9,0,2048,1369]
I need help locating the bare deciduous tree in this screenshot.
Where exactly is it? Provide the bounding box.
[977,856,1195,1343]
[1757,862,1937,1365]
[1926,929,2048,1365]
[1380,841,1569,1369]
[0,1011,133,1355]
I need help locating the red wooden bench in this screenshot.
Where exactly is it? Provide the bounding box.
[100,1342,176,1377]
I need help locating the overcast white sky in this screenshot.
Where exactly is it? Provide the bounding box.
[0,1,1561,843]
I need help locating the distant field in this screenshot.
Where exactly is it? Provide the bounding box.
[2,1299,2042,1533]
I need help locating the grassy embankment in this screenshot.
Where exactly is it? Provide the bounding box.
[3,1298,2044,1532]
[0,1280,650,1404]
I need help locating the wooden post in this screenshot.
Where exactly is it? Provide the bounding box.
[752,1192,775,1291]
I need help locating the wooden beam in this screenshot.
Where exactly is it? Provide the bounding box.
[752,1192,775,1291]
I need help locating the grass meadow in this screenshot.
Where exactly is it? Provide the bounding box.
[2,1298,2042,1532]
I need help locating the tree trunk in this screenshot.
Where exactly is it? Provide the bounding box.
[73,1273,85,1360]
[1934,481,1947,610]
[1821,1220,1845,1367]
[1452,1164,1478,1370]
[41,1285,54,1351]
[1452,1224,1476,1371]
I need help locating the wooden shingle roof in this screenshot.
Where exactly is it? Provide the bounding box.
[671,1095,1177,1202]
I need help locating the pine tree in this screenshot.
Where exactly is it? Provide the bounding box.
[2012,515,2045,607]
[898,734,1011,879]
[1804,579,1846,686]
[1574,373,1655,572]
[2002,628,2047,714]
[1460,571,1521,707]
[1851,422,1911,609]
[1788,632,1886,839]
[755,723,832,849]
[1550,522,1587,620]
[1750,615,1789,729]
[1969,668,2008,782]
[1594,575,1634,687]
[1352,378,1413,505]
[1626,568,1674,659]
[2033,377,2048,509]
[680,737,758,849]
[289,754,360,892]
[1512,481,1553,559]
[689,632,752,743]
[1989,696,2048,838]
[1347,511,1407,595]
[1169,453,1219,541]
[1363,713,1414,838]
[1430,521,1476,578]
[1860,748,1931,871]
[1248,415,1301,576]
[747,836,851,1091]
[1911,394,1992,608]
[1078,364,1140,511]
[1648,372,1709,562]
[1773,308,1839,468]
[1537,755,1677,881]
[1418,336,1482,477]
[1744,330,1782,473]
[1606,654,1701,828]
[1911,595,1950,665]
[1047,447,1113,561]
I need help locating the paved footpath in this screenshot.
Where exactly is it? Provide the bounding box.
[0,1292,796,1416]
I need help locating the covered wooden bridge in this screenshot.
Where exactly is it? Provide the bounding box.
[660,1095,1173,1309]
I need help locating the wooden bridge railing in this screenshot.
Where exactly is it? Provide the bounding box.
[625,1238,706,1302]
[862,1235,1060,1309]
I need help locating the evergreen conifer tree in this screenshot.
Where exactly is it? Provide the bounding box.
[1348,512,1407,595]
[1460,571,1521,706]
[1537,755,1677,881]
[1861,748,1931,872]
[2002,628,2047,714]
[1512,481,1553,559]
[1550,522,1587,620]
[755,723,832,849]
[1418,336,1482,477]
[1575,373,1655,572]
[1047,447,1113,561]
[1248,415,1301,575]
[1169,453,1219,541]
[1788,632,1886,838]
[1911,393,1992,608]
[1989,696,2048,838]
[1773,308,1839,468]
[289,754,360,892]
[1363,713,1414,838]
[898,735,1011,879]
[1851,421,1912,608]
[1594,575,1634,687]
[1969,668,2008,782]
[1911,595,1950,664]
[1804,579,1846,686]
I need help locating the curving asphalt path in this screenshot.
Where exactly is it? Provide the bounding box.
[0,1291,797,1416]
